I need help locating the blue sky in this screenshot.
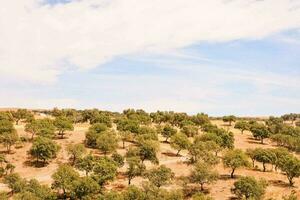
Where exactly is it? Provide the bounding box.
[0,0,300,116]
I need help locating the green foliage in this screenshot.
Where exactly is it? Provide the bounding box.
[52,164,80,197]
[11,109,32,125]
[116,118,140,134]
[123,109,151,125]
[141,182,184,200]
[198,129,234,150]
[138,140,159,164]
[0,112,13,122]
[71,176,100,200]
[161,124,177,142]
[112,152,124,167]
[96,130,118,155]
[252,148,276,172]
[234,120,250,134]
[222,115,236,126]
[119,130,134,148]
[29,137,60,165]
[190,162,219,191]
[25,118,55,139]
[188,140,219,165]
[122,185,146,200]
[181,125,198,137]
[75,154,96,176]
[4,173,26,194]
[66,143,86,165]
[54,116,74,139]
[136,126,158,143]
[22,179,56,200]
[85,123,108,148]
[125,157,146,185]
[250,123,270,144]
[92,157,118,187]
[278,154,300,186]
[191,113,210,126]
[90,112,112,127]
[170,132,190,156]
[192,193,214,200]
[0,119,18,152]
[144,165,174,188]
[269,126,300,152]
[232,176,267,200]
[223,149,250,178]
[281,113,299,123]
[150,111,173,125]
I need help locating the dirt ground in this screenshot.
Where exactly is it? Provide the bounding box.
[0,119,299,199]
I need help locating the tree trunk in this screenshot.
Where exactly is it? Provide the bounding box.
[231,168,235,178]
[165,137,169,142]
[128,178,132,185]
[176,149,181,156]
[252,159,255,168]
[122,140,125,149]
[288,177,294,186]
[200,183,204,191]
[263,162,266,172]
[261,138,264,144]
[31,133,35,140]
[72,156,76,165]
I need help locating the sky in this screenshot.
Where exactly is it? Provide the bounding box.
[0,0,300,116]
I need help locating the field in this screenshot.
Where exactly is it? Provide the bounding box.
[0,110,299,200]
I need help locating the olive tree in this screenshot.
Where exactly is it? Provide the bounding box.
[278,155,300,186]
[253,148,276,172]
[66,143,86,165]
[125,157,146,185]
[190,162,219,191]
[161,124,177,142]
[25,118,55,139]
[232,176,267,200]
[54,116,74,139]
[52,164,80,198]
[170,132,190,156]
[11,109,31,125]
[234,121,250,134]
[4,173,26,194]
[85,123,108,148]
[144,165,174,188]
[96,130,119,155]
[75,154,96,176]
[250,124,270,144]
[29,137,60,165]
[92,157,118,187]
[222,115,236,126]
[223,149,250,178]
[0,119,18,153]
[71,176,100,200]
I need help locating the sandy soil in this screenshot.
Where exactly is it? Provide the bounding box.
[0,120,299,199]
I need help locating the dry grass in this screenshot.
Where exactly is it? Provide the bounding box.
[0,119,299,199]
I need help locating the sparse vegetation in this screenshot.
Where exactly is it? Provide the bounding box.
[0,109,299,200]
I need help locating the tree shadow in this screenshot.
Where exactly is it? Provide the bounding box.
[268,180,291,188]
[162,152,182,157]
[23,160,47,168]
[219,174,240,180]
[182,185,210,198]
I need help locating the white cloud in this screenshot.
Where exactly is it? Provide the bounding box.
[0,0,299,82]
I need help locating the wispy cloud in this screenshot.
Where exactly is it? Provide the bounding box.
[0,0,300,82]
